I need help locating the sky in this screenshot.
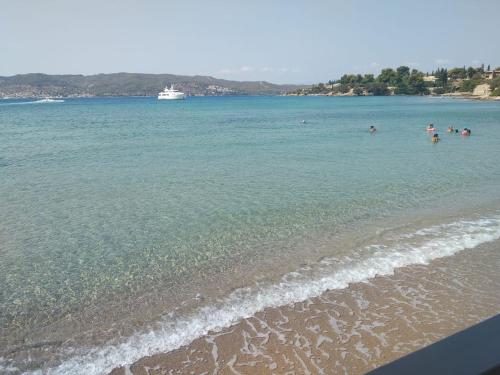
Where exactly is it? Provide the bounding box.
[1,0,499,84]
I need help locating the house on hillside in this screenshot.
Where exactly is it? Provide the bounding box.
[325,83,341,90]
[423,75,437,83]
[484,70,500,80]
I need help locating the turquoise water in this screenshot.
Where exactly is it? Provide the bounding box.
[1,96,500,373]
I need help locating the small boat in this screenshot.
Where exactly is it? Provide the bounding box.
[158,85,186,100]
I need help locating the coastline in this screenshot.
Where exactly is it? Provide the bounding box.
[285,92,500,101]
[110,239,500,375]
[2,93,500,100]
[440,93,500,101]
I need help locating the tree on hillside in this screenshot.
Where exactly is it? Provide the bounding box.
[394,66,410,88]
[353,86,364,96]
[408,73,429,95]
[411,69,423,77]
[460,79,479,92]
[487,64,491,71]
[377,68,397,85]
[491,76,500,96]
[490,76,500,90]
[367,82,389,96]
[362,74,375,84]
[340,84,350,94]
[467,67,476,79]
[396,66,410,78]
[340,74,361,85]
[448,67,467,79]
[309,83,328,94]
[435,68,448,87]
[394,83,409,95]
[391,66,429,95]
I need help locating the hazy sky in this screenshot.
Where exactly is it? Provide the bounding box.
[1,0,499,83]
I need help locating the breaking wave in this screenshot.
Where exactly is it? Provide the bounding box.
[23,214,500,375]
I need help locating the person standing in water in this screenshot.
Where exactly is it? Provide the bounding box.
[461,128,471,136]
[369,125,377,134]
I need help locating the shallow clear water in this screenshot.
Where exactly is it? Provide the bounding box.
[1,96,500,373]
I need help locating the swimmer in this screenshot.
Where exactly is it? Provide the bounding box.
[447,126,454,133]
[461,128,471,136]
[369,125,377,134]
[432,133,440,143]
[427,124,437,132]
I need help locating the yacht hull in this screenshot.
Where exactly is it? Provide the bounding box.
[158,94,186,100]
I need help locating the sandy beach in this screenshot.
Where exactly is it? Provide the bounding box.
[110,241,500,375]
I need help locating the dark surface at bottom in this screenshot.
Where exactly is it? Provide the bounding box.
[367,314,500,375]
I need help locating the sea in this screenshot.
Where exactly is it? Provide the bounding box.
[1,96,500,374]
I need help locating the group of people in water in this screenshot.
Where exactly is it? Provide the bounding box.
[427,124,472,142]
[368,124,472,143]
[447,125,472,136]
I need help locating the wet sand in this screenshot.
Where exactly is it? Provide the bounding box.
[111,241,500,375]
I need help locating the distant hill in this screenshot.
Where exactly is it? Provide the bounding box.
[0,73,307,98]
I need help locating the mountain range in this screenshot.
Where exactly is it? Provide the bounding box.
[0,73,307,98]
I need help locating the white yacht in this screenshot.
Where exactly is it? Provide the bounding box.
[158,85,186,100]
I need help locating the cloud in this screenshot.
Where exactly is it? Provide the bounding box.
[217,65,255,75]
[217,68,234,75]
[435,58,450,65]
[259,66,274,72]
[216,66,299,76]
[240,65,254,72]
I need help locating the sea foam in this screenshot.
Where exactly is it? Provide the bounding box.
[0,99,64,106]
[28,215,500,375]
